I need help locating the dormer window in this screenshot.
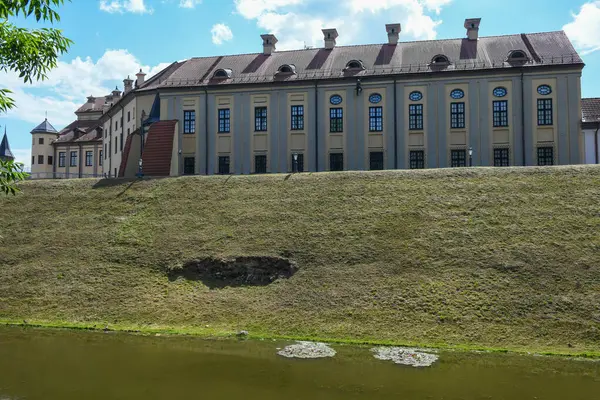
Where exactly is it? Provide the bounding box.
[431,54,450,65]
[277,64,296,75]
[507,50,528,62]
[213,69,232,79]
[345,60,365,70]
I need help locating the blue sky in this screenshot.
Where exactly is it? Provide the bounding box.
[1,0,599,168]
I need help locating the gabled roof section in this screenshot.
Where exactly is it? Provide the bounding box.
[31,119,58,134]
[0,130,14,160]
[134,30,582,90]
[582,98,600,123]
[54,119,102,144]
[76,96,107,113]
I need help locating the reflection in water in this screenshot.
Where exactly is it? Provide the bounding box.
[0,327,598,400]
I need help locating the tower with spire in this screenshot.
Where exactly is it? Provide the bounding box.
[0,127,15,162]
[30,118,58,178]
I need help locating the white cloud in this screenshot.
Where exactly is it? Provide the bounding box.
[179,0,202,8]
[2,50,169,128]
[11,148,32,172]
[564,1,600,55]
[235,0,450,50]
[99,0,153,14]
[211,23,234,45]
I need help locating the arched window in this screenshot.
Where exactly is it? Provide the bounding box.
[277,64,296,75]
[507,50,528,61]
[431,54,450,65]
[345,60,364,70]
[213,69,232,79]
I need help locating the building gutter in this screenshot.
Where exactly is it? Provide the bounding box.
[595,122,600,164]
[520,69,526,166]
[78,143,83,178]
[393,78,398,169]
[202,87,209,175]
[314,81,319,172]
[108,116,112,177]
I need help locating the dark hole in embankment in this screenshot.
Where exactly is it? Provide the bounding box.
[167,256,298,289]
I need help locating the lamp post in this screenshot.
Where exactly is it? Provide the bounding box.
[137,110,147,178]
[292,152,298,173]
[468,146,473,167]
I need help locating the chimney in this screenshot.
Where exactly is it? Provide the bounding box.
[322,28,338,50]
[112,86,122,99]
[464,18,481,41]
[260,34,278,55]
[123,76,134,94]
[135,69,146,87]
[386,23,401,45]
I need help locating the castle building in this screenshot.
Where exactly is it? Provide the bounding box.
[31,19,587,179]
[0,128,14,162]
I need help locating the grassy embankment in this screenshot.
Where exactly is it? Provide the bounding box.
[1,166,599,356]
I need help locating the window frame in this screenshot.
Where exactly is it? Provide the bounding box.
[99,150,103,165]
[537,146,554,166]
[183,157,195,175]
[70,151,77,167]
[183,110,196,134]
[329,153,344,171]
[218,156,230,174]
[119,132,124,151]
[409,104,424,130]
[450,149,467,167]
[48,155,53,166]
[38,138,44,145]
[85,151,93,167]
[37,155,44,165]
[450,102,466,129]
[291,153,304,173]
[369,106,383,132]
[537,99,553,126]
[291,105,304,131]
[369,151,384,170]
[254,107,268,132]
[329,107,343,133]
[493,100,509,128]
[59,152,66,167]
[254,154,267,174]
[218,108,231,133]
[493,148,510,167]
[409,150,425,169]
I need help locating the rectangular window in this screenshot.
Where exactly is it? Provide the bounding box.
[183,110,196,134]
[115,120,118,130]
[127,128,130,135]
[537,147,554,166]
[493,101,509,127]
[37,155,44,165]
[330,153,344,171]
[48,155,53,165]
[451,102,465,129]
[493,148,510,167]
[31,156,35,165]
[537,99,553,126]
[330,108,343,133]
[38,138,44,145]
[255,107,268,131]
[85,151,93,167]
[451,149,467,167]
[114,137,118,154]
[59,152,66,167]
[409,150,425,169]
[120,133,123,151]
[255,155,267,174]
[218,108,230,133]
[70,151,77,167]
[291,105,304,130]
[104,144,107,159]
[99,150,102,165]
[127,111,131,122]
[369,152,384,170]
[183,157,195,175]
[369,106,383,132]
[218,156,230,174]
[291,153,304,173]
[409,104,423,130]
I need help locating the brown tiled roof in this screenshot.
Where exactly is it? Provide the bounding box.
[137,31,582,90]
[582,98,600,123]
[54,119,102,144]
[76,96,107,113]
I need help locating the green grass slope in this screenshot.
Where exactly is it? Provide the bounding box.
[1,166,600,354]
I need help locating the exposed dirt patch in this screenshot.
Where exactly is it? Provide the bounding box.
[168,256,298,288]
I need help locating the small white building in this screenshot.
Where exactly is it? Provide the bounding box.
[582,98,600,164]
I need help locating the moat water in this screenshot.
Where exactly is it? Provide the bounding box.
[0,327,598,399]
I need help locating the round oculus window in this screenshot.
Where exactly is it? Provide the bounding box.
[330,95,342,105]
[493,87,507,97]
[409,91,423,101]
[537,85,552,95]
[369,93,382,104]
[450,89,465,99]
